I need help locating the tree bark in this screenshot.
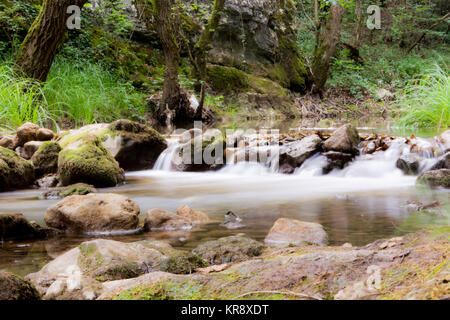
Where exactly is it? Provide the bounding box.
[311,4,345,93]
[192,0,226,111]
[15,0,88,82]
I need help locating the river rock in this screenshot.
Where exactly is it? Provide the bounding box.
[279,135,322,174]
[23,141,44,159]
[0,271,41,300]
[0,135,14,149]
[26,239,169,299]
[36,174,59,189]
[16,122,40,147]
[396,154,422,175]
[57,134,124,187]
[416,169,450,188]
[45,193,140,233]
[41,183,97,200]
[192,234,265,265]
[144,209,193,231]
[176,205,210,224]
[0,212,59,240]
[58,120,167,171]
[322,151,354,174]
[437,129,450,152]
[0,146,35,191]
[430,152,450,170]
[265,218,328,246]
[323,124,360,155]
[31,141,62,178]
[37,128,55,141]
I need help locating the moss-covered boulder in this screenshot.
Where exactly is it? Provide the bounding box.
[31,141,61,178]
[58,121,167,171]
[0,146,35,191]
[0,271,40,300]
[192,234,265,265]
[417,169,450,188]
[57,135,124,187]
[0,212,59,240]
[206,65,249,93]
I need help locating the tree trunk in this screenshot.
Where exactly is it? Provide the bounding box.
[311,4,345,93]
[153,0,191,123]
[15,0,88,82]
[354,0,362,48]
[192,0,226,111]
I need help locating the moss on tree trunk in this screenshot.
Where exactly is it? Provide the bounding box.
[311,4,345,93]
[15,0,88,82]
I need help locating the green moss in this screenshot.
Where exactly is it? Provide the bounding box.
[247,74,289,98]
[0,146,35,191]
[206,65,249,93]
[162,254,208,275]
[31,141,61,177]
[59,183,96,197]
[57,135,123,188]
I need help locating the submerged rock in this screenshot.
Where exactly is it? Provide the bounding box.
[417,169,450,188]
[323,124,360,155]
[396,154,422,175]
[41,183,97,200]
[0,271,40,300]
[45,193,140,233]
[192,234,265,265]
[0,146,35,191]
[0,212,60,240]
[57,135,124,187]
[31,141,61,178]
[265,218,328,246]
[278,135,322,174]
[144,206,210,232]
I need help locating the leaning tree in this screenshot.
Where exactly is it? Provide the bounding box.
[15,0,88,82]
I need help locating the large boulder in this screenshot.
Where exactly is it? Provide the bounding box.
[0,212,59,240]
[278,135,322,174]
[265,218,328,246]
[31,141,61,178]
[57,135,124,187]
[45,193,140,233]
[192,234,265,265]
[107,119,167,171]
[416,169,450,188]
[58,120,167,171]
[396,154,422,175]
[323,124,360,155]
[0,146,35,191]
[0,271,40,300]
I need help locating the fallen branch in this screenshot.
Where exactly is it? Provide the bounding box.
[407,12,450,53]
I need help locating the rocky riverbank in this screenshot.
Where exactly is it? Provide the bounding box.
[0,121,449,300]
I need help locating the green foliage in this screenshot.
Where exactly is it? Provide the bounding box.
[396,64,449,128]
[0,58,147,130]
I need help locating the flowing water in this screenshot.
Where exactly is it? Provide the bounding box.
[0,119,448,277]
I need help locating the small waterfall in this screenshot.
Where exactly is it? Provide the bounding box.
[153,139,181,171]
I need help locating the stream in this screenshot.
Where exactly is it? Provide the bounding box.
[0,119,448,277]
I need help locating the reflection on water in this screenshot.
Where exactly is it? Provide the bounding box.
[0,120,448,277]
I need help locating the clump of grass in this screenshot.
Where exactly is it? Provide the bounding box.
[0,58,147,131]
[0,65,56,132]
[396,64,449,129]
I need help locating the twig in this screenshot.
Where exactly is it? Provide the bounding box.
[232,290,322,300]
[407,12,450,53]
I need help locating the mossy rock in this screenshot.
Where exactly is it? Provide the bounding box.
[417,169,450,188]
[0,146,35,191]
[41,183,97,200]
[206,65,249,93]
[57,135,124,188]
[0,271,40,300]
[31,141,61,178]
